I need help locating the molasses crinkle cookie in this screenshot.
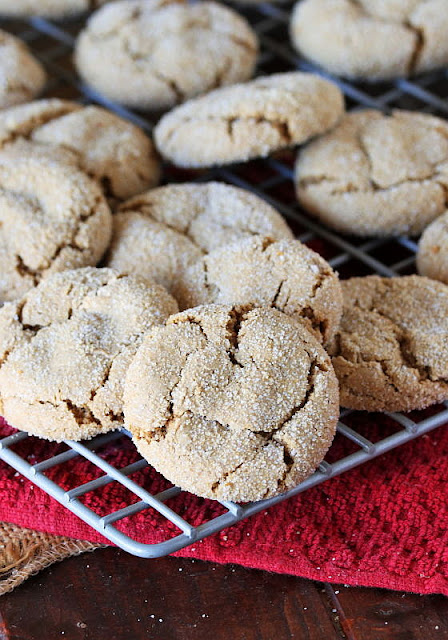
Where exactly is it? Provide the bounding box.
[173,236,342,344]
[0,31,46,109]
[0,0,109,18]
[124,305,339,502]
[0,99,160,200]
[295,110,448,236]
[154,72,344,167]
[290,0,448,80]
[0,142,112,302]
[417,211,448,284]
[106,182,293,292]
[0,268,178,442]
[327,275,448,412]
[75,0,258,110]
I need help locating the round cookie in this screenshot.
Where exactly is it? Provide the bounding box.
[0,30,46,109]
[75,0,258,111]
[327,275,448,412]
[154,71,344,168]
[417,211,448,284]
[0,141,112,302]
[295,109,448,237]
[124,304,339,502]
[173,236,342,344]
[0,0,109,19]
[0,267,178,442]
[0,99,160,200]
[106,182,293,292]
[290,0,448,80]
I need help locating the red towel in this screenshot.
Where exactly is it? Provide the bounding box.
[0,413,447,595]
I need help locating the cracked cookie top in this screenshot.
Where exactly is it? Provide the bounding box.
[290,0,448,80]
[327,275,448,412]
[0,267,179,442]
[74,0,258,111]
[124,304,339,502]
[154,71,344,167]
[172,236,343,344]
[0,141,112,302]
[417,210,448,284]
[106,182,293,293]
[0,99,160,200]
[0,0,109,18]
[295,109,448,236]
[0,30,46,109]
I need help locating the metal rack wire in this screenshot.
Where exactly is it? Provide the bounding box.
[0,1,447,558]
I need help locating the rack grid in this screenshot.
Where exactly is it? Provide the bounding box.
[0,1,447,558]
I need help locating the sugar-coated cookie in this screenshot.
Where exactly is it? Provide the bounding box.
[154,72,344,167]
[75,0,258,110]
[0,0,109,18]
[173,236,342,344]
[0,99,160,200]
[417,211,448,284]
[295,110,448,236]
[106,182,293,292]
[0,31,46,109]
[290,0,448,80]
[327,275,448,412]
[125,304,339,502]
[0,268,178,441]
[0,142,112,302]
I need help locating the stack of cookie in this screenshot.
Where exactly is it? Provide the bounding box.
[0,0,447,504]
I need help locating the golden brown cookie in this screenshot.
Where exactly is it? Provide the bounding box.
[173,236,342,344]
[0,267,178,442]
[106,182,293,292]
[124,304,339,502]
[75,0,258,111]
[0,0,109,18]
[290,0,448,80]
[327,275,448,412]
[417,211,448,284]
[295,110,448,236]
[0,30,46,109]
[0,99,160,200]
[0,141,112,302]
[154,71,344,167]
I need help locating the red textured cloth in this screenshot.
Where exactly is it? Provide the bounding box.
[0,413,447,595]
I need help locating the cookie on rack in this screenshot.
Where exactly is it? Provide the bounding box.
[173,236,342,344]
[0,99,160,200]
[124,304,339,502]
[0,141,112,302]
[295,110,448,236]
[154,71,344,167]
[106,182,293,292]
[0,30,46,109]
[290,0,448,80]
[417,211,448,284]
[75,0,258,111]
[327,275,448,412]
[0,267,178,442]
[0,0,109,18]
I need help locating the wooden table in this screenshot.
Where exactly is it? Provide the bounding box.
[1,549,447,639]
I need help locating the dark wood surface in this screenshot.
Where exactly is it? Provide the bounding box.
[0,549,447,640]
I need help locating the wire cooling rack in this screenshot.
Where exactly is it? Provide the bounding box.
[0,2,448,558]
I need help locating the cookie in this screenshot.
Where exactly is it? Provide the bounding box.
[106,182,293,292]
[75,0,258,111]
[0,267,178,442]
[327,275,448,412]
[290,0,448,80]
[0,141,112,302]
[0,0,109,18]
[173,236,342,344]
[124,304,339,502]
[417,211,448,284]
[295,110,448,236]
[0,31,46,109]
[0,99,160,200]
[154,72,344,167]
